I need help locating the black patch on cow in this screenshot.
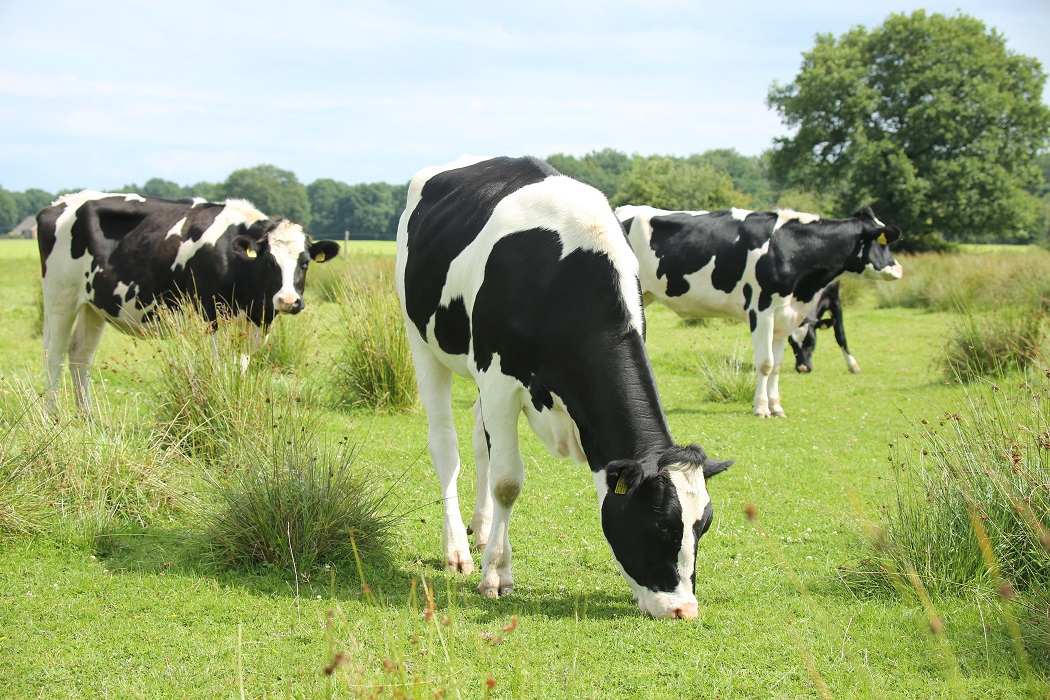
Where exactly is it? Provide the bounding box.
[36,202,66,277]
[748,309,757,332]
[619,217,634,242]
[433,296,470,356]
[742,283,752,310]
[403,156,560,341]
[601,464,683,593]
[469,227,673,468]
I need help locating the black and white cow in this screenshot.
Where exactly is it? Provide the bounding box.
[37,190,339,411]
[615,205,901,417]
[786,282,860,374]
[396,156,731,619]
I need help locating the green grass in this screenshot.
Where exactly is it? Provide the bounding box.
[1,242,1048,698]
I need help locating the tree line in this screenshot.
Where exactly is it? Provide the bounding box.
[2,11,1048,250]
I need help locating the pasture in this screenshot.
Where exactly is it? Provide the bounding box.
[0,238,1047,698]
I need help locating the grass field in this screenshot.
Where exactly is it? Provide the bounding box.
[0,238,1046,698]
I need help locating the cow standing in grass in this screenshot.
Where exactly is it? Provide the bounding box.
[396,156,731,619]
[616,205,902,417]
[37,190,340,412]
[787,281,861,374]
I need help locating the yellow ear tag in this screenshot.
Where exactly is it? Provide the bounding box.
[877,232,888,245]
[314,252,326,262]
[246,248,257,259]
[614,474,628,495]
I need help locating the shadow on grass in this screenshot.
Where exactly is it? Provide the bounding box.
[92,525,640,621]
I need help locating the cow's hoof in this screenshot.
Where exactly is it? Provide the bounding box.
[772,410,787,418]
[444,551,474,575]
[797,365,810,373]
[471,540,488,552]
[754,410,771,418]
[479,585,499,599]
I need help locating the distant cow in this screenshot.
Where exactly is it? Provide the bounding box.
[37,190,340,411]
[397,156,731,618]
[616,205,901,417]
[786,282,860,374]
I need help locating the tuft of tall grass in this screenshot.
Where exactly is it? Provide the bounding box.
[305,252,350,304]
[868,372,1050,648]
[142,303,275,458]
[696,343,754,403]
[0,372,190,541]
[199,415,397,574]
[874,249,1050,312]
[942,306,1046,382]
[331,256,416,411]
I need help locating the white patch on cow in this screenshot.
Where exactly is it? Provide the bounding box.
[171,199,267,271]
[730,207,752,221]
[266,220,309,311]
[522,389,586,463]
[789,323,809,346]
[773,209,820,231]
[165,217,187,239]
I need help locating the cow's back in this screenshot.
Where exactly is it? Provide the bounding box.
[398,156,643,377]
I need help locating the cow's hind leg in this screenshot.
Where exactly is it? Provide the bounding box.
[477,376,524,598]
[42,291,80,413]
[409,334,473,574]
[68,305,107,414]
[467,397,493,552]
[751,313,775,418]
[767,336,787,417]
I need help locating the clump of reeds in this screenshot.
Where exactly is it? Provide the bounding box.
[198,413,397,574]
[941,305,1045,382]
[696,343,754,404]
[330,256,416,411]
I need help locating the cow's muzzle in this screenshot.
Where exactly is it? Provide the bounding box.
[276,295,304,314]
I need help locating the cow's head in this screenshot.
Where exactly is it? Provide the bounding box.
[788,317,833,373]
[844,207,903,281]
[595,444,731,619]
[231,219,340,317]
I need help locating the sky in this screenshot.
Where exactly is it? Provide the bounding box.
[1,0,1048,193]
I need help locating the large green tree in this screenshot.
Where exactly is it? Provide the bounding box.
[609,156,750,211]
[768,11,1050,249]
[223,164,311,226]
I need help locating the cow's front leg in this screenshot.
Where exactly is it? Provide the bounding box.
[751,313,775,417]
[477,387,523,598]
[768,336,787,417]
[467,397,493,552]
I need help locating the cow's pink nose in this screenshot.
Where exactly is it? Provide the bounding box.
[671,602,698,620]
[276,294,302,312]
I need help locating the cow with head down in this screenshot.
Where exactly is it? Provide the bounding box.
[37,190,339,412]
[397,155,732,619]
[616,205,902,417]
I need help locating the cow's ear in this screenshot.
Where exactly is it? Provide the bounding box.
[702,458,732,480]
[877,226,901,245]
[231,235,260,260]
[605,460,646,496]
[309,240,340,263]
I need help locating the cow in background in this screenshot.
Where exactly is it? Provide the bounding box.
[787,282,861,374]
[616,205,901,417]
[37,190,339,411]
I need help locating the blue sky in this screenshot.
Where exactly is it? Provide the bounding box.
[1,0,1047,193]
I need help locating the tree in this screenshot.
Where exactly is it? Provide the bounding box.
[691,150,776,208]
[307,178,354,239]
[768,11,1050,250]
[11,188,54,221]
[609,156,749,211]
[0,187,19,232]
[546,149,634,198]
[223,164,311,226]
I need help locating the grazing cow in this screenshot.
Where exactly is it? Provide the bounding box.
[37,190,340,411]
[396,156,732,619]
[615,205,901,417]
[786,282,861,374]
